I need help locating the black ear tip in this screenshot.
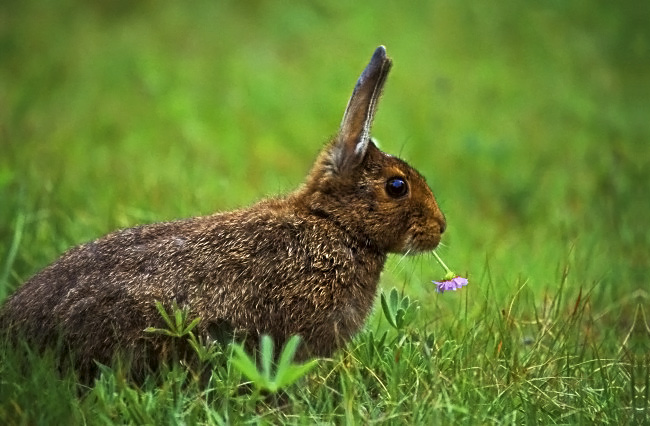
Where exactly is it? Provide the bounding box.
[363,46,390,75]
[373,45,387,61]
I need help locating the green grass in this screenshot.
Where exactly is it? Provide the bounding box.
[0,0,648,423]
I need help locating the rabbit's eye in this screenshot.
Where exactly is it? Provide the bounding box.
[386,177,408,198]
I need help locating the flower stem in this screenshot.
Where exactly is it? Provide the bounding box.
[432,250,453,275]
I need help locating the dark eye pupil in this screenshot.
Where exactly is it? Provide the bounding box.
[386,177,408,198]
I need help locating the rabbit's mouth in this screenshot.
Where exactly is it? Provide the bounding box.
[400,231,442,254]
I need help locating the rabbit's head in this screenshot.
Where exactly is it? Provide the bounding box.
[299,46,446,254]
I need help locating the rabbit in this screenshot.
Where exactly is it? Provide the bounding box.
[0,46,446,377]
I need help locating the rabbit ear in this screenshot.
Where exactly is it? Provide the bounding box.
[332,46,392,174]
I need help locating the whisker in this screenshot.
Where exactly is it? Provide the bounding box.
[395,250,410,267]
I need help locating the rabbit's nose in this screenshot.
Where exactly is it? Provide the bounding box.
[437,214,447,234]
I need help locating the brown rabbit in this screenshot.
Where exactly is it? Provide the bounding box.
[0,46,446,376]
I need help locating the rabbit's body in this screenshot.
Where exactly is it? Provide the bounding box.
[1,47,446,375]
[3,196,383,370]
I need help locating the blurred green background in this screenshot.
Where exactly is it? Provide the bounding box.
[0,0,647,335]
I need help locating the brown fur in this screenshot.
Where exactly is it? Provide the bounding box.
[0,46,446,376]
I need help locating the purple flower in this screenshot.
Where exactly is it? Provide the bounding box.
[433,276,468,294]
